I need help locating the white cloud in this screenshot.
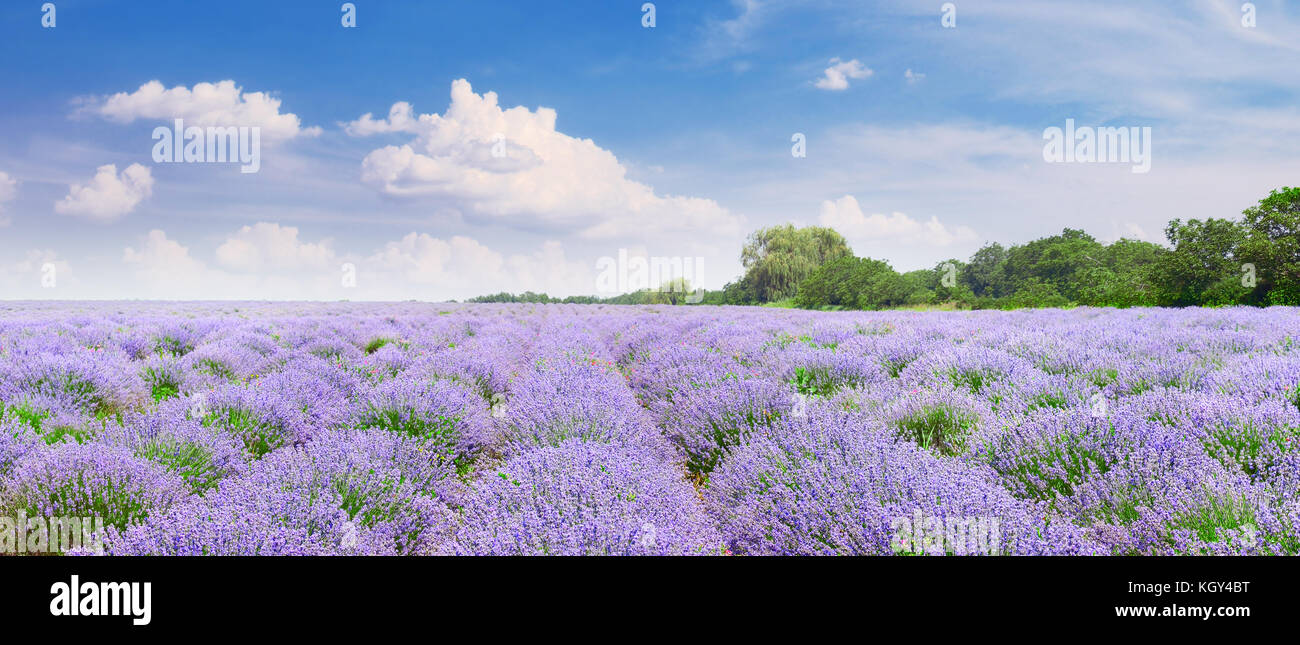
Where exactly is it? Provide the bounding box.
[54,163,153,221]
[123,230,208,284]
[817,195,980,267]
[113,225,595,301]
[349,79,742,239]
[883,0,1300,118]
[215,222,336,273]
[904,69,925,84]
[343,101,420,136]
[124,228,341,300]
[0,171,16,226]
[696,0,766,61]
[85,80,321,141]
[815,58,872,91]
[0,250,71,296]
[364,233,592,299]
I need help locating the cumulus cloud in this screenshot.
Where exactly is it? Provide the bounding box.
[817,195,979,267]
[348,79,741,238]
[0,171,16,226]
[364,233,592,299]
[123,230,208,283]
[54,163,154,221]
[904,69,925,84]
[343,101,421,136]
[116,225,594,301]
[84,80,321,141]
[814,58,872,91]
[215,222,336,273]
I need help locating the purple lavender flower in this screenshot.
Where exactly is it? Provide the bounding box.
[1,441,190,532]
[652,377,794,476]
[352,377,493,468]
[446,439,724,555]
[705,407,1102,555]
[3,303,1299,556]
[108,429,455,555]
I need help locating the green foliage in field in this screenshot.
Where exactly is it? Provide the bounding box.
[462,187,1300,310]
[893,404,977,457]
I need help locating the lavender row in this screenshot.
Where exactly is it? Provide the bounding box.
[1,302,1298,555]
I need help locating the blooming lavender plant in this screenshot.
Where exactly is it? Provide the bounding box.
[1,302,1297,556]
[109,429,456,555]
[446,439,724,555]
[352,377,493,470]
[1,441,190,532]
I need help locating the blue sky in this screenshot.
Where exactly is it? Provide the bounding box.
[2,0,1298,300]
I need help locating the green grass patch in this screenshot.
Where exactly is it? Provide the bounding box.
[989,427,1114,506]
[358,408,461,446]
[790,366,844,397]
[0,401,50,431]
[1027,391,1069,412]
[364,337,393,355]
[194,358,238,382]
[881,358,911,378]
[135,437,223,494]
[1086,367,1118,388]
[894,404,977,457]
[203,407,283,459]
[1199,422,1300,479]
[143,366,183,403]
[947,367,1000,395]
[1165,495,1271,554]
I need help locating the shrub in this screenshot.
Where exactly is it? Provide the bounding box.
[1,442,189,534]
[654,378,793,477]
[446,440,723,555]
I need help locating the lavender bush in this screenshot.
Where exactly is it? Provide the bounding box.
[0,302,1297,555]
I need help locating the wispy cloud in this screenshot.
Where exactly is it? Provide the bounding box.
[0,171,16,227]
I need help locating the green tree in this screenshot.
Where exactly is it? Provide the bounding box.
[1238,187,1300,305]
[1156,218,1248,306]
[1001,229,1105,302]
[738,224,852,302]
[963,243,1009,297]
[899,269,937,306]
[1075,239,1165,307]
[931,258,971,304]
[1002,279,1069,309]
[794,256,906,310]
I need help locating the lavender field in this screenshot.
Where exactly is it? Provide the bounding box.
[2,302,1299,556]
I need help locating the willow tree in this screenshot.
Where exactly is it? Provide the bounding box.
[738,224,852,302]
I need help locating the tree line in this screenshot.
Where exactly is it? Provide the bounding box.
[468,187,1300,309]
